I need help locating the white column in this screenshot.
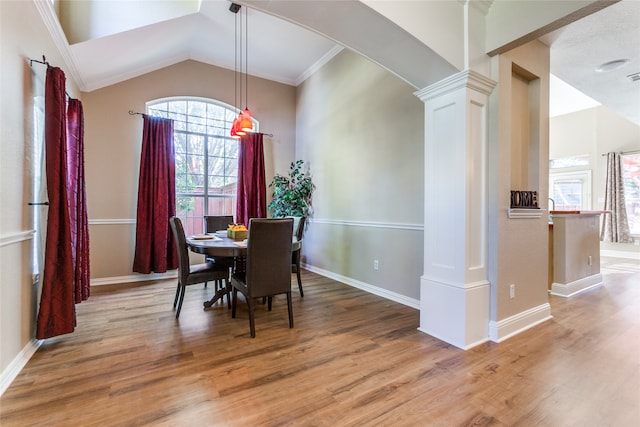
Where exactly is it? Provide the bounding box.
[415,70,496,350]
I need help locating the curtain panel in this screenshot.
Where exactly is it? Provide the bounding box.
[236,132,267,227]
[601,152,633,243]
[67,99,90,302]
[133,115,178,274]
[36,67,76,339]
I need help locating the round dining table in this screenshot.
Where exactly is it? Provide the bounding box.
[186,234,246,308]
[186,234,301,308]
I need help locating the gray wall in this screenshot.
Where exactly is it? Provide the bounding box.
[296,50,425,304]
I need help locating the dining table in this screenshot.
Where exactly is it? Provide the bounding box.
[186,233,246,308]
[186,232,301,308]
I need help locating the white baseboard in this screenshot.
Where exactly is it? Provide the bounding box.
[489,303,552,343]
[302,263,420,309]
[1,339,42,397]
[550,273,603,298]
[90,271,177,286]
[600,249,640,260]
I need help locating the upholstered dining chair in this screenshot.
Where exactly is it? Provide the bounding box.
[230,218,294,338]
[288,216,306,297]
[170,216,230,318]
[203,215,236,273]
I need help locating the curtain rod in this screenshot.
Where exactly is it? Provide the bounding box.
[29,55,71,99]
[29,55,49,67]
[128,110,273,137]
[601,150,640,156]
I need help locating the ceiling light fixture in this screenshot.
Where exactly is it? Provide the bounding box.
[595,59,630,73]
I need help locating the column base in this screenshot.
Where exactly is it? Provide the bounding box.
[419,276,490,350]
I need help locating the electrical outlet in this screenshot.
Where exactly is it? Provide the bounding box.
[588,255,592,266]
[373,259,379,270]
[509,284,515,299]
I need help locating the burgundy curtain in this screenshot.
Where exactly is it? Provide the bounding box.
[133,115,178,274]
[236,132,267,227]
[36,67,75,339]
[67,99,90,302]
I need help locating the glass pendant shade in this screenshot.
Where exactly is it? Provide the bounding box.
[231,117,245,138]
[239,108,253,132]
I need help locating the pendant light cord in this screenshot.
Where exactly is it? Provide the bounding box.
[234,11,238,116]
[245,7,248,110]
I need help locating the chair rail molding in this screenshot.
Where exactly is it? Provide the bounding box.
[309,218,423,231]
[0,230,35,247]
[88,219,136,225]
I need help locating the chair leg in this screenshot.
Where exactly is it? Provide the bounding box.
[225,279,231,310]
[286,292,293,328]
[173,281,181,308]
[295,264,304,297]
[231,287,238,318]
[176,285,186,318]
[294,252,304,297]
[247,297,256,338]
[267,296,273,311]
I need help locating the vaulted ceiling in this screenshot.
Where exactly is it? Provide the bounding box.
[53,0,639,125]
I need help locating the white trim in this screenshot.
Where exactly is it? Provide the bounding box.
[90,271,177,286]
[0,230,36,247]
[0,339,42,397]
[302,263,419,309]
[296,45,344,86]
[415,69,496,101]
[550,273,603,298]
[308,218,423,231]
[88,219,136,225]
[601,249,640,260]
[33,0,86,91]
[489,303,552,343]
[508,208,545,219]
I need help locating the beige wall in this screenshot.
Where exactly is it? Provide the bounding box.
[489,40,551,321]
[550,106,640,257]
[82,60,297,280]
[296,50,424,300]
[0,0,81,379]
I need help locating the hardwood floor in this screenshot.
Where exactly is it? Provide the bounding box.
[2,262,639,426]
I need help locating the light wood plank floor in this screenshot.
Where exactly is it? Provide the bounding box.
[1,261,639,426]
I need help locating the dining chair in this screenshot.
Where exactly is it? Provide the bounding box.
[204,215,234,234]
[170,216,231,318]
[203,215,236,279]
[288,216,306,297]
[230,218,294,337]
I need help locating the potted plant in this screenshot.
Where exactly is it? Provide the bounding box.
[268,160,315,217]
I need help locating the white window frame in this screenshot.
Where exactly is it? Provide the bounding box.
[145,97,256,235]
[549,170,592,211]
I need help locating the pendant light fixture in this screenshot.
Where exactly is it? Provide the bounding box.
[230,3,245,138]
[239,4,253,132]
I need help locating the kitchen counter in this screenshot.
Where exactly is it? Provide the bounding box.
[548,211,609,297]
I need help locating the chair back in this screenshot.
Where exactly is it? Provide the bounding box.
[204,215,234,233]
[285,216,306,241]
[169,216,190,284]
[245,218,293,298]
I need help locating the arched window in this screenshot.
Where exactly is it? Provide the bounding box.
[146,97,256,235]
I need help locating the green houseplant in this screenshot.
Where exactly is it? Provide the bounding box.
[268,160,315,217]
